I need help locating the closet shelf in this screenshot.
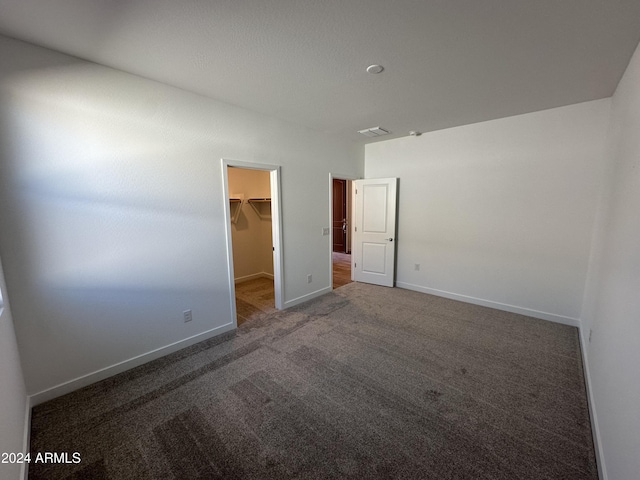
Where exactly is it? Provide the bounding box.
[229,197,243,224]
[248,198,271,219]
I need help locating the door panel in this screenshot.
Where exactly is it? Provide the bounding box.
[362,243,387,274]
[362,184,388,232]
[332,179,347,252]
[354,178,397,287]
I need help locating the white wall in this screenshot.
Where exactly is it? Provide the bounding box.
[580,41,640,480]
[228,168,273,281]
[0,35,362,399]
[0,259,28,480]
[365,99,610,324]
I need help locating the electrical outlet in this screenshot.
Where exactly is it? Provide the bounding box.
[414,263,420,271]
[183,309,193,323]
[307,274,312,284]
[322,227,330,236]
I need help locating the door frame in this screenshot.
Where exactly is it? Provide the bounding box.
[222,159,284,326]
[329,173,360,289]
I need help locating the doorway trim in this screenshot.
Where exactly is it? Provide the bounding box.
[329,172,360,289]
[222,159,284,326]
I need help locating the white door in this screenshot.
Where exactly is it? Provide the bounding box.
[353,178,397,287]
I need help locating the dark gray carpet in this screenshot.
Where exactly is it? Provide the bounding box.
[28,282,598,479]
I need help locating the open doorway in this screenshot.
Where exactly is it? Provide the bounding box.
[222,160,283,327]
[330,175,355,289]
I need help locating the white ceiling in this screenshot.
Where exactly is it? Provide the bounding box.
[1,0,640,144]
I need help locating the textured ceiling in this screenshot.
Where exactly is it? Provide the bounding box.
[1,0,640,143]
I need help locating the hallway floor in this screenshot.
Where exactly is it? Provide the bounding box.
[332,252,352,289]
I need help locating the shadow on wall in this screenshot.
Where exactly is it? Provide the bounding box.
[0,53,233,394]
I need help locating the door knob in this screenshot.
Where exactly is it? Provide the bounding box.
[388,238,394,242]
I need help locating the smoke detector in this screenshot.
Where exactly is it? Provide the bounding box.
[358,126,390,137]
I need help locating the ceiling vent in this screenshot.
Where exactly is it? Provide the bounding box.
[358,126,390,137]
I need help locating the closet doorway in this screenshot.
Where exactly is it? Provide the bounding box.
[330,174,355,289]
[222,160,283,327]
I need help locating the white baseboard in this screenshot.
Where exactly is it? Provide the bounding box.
[235,272,274,284]
[284,286,332,309]
[396,282,580,327]
[28,322,236,406]
[579,328,607,480]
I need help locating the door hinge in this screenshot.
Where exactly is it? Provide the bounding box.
[355,189,358,194]
[355,226,357,232]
